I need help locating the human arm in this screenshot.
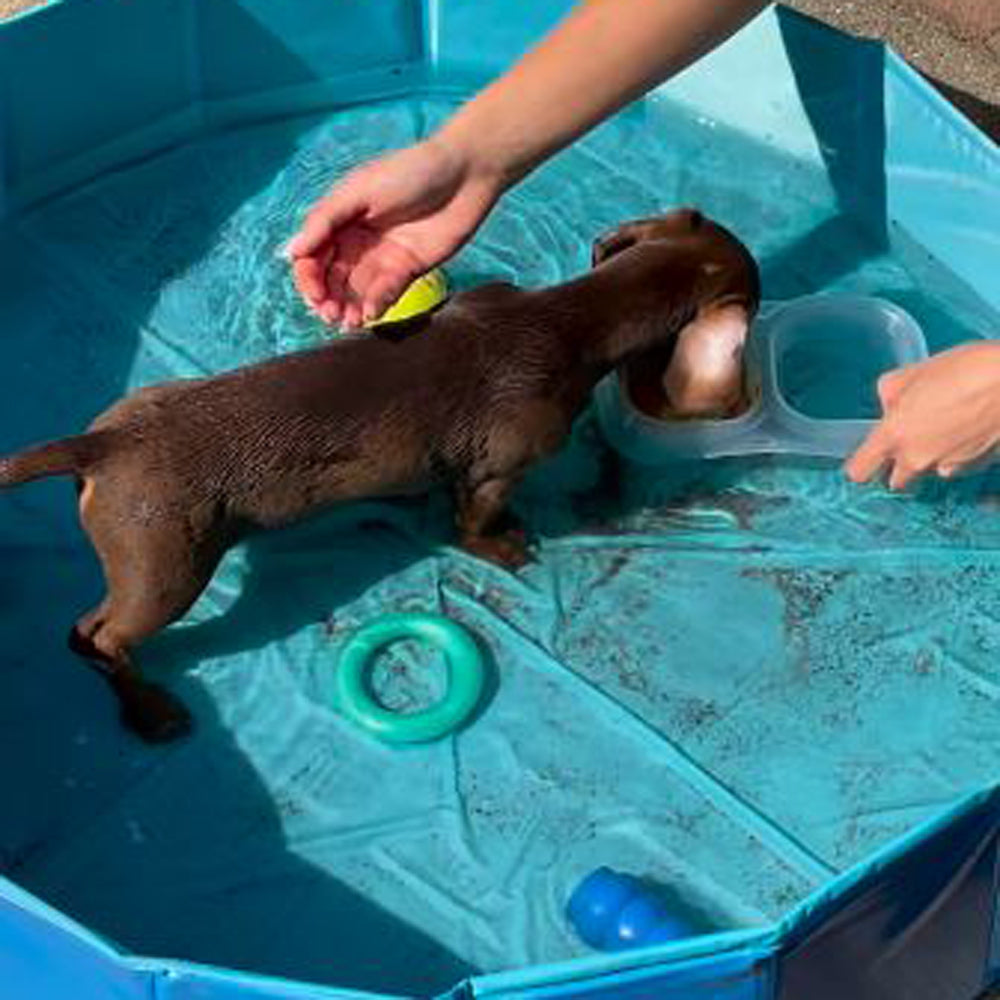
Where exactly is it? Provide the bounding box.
[287,0,769,328]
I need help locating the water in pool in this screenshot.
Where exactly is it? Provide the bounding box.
[776,318,903,421]
[0,96,999,995]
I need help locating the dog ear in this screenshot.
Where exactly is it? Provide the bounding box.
[593,213,707,268]
[662,303,751,418]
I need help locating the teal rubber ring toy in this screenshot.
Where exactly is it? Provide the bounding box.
[333,613,485,744]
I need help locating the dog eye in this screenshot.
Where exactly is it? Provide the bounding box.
[592,233,636,265]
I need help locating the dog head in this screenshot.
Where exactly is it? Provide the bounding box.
[593,209,761,419]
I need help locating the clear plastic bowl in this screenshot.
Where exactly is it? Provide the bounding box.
[594,295,928,466]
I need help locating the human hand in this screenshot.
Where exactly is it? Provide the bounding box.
[845,341,1000,490]
[286,138,501,329]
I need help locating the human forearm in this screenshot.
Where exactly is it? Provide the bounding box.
[435,0,768,189]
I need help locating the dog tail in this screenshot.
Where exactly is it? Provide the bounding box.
[0,431,117,487]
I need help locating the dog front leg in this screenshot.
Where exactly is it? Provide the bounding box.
[454,477,531,569]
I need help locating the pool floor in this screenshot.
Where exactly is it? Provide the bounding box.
[0,97,998,994]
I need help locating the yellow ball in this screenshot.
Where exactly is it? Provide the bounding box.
[366,269,448,327]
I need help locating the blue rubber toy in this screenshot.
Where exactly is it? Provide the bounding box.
[566,868,693,951]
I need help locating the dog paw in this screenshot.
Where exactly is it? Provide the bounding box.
[68,625,98,660]
[120,682,193,743]
[461,529,533,570]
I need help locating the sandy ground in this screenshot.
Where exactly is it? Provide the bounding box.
[793,0,999,139]
[0,0,996,142]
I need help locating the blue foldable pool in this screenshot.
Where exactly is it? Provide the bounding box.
[0,2,999,998]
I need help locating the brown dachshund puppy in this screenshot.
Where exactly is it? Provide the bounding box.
[0,208,759,742]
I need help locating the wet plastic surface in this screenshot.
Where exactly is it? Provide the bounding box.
[596,296,929,465]
[0,3,998,1000]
